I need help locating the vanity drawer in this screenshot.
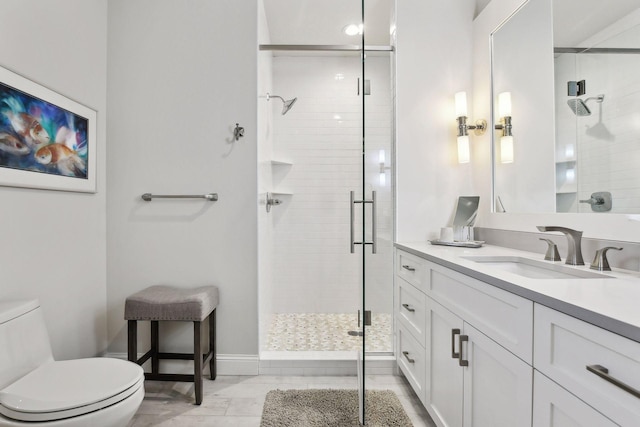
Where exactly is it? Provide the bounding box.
[427,262,533,363]
[397,323,426,405]
[396,278,426,346]
[534,304,640,426]
[533,371,617,427]
[396,250,427,292]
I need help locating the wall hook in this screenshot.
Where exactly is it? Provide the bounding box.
[234,123,245,141]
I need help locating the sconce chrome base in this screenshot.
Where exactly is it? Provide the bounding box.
[471,119,487,135]
[495,116,513,137]
[457,116,487,137]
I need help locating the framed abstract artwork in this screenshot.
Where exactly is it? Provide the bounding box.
[0,66,96,193]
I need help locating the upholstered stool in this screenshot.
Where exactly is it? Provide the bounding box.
[125,285,218,405]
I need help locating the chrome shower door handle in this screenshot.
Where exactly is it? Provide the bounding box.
[371,191,377,254]
[349,191,376,254]
[350,191,355,253]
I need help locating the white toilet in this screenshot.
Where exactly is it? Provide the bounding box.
[0,300,144,427]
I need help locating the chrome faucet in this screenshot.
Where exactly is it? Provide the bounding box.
[536,226,584,266]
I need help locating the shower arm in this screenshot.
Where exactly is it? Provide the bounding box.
[266,93,285,103]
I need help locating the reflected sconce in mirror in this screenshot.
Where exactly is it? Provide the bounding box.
[455,92,487,164]
[379,149,390,186]
[494,92,514,163]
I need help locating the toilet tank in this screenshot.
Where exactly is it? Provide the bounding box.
[0,300,54,389]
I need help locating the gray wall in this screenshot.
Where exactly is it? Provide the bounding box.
[0,0,108,359]
[106,0,259,357]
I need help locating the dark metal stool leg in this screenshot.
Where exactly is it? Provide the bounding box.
[127,320,137,363]
[151,321,159,374]
[209,309,216,380]
[194,321,203,405]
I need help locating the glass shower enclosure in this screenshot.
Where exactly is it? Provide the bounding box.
[258,0,395,423]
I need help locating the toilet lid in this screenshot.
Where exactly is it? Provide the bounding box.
[0,358,144,422]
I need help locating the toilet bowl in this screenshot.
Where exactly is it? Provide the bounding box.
[0,300,144,427]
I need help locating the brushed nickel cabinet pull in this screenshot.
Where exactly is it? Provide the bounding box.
[402,265,415,272]
[401,303,415,313]
[459,335,469,367]
[586,364,640,399]
[402,351,415,364]
[451,328,461,359]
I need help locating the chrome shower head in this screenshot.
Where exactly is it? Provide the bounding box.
[567,99,591,116]
[281,97,297,115]
[266,93,297,115]
[567,94,605,117]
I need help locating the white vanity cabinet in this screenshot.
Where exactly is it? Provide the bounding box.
[395,249,534,427]
[395,244,640,427]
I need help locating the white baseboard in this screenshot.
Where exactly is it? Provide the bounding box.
[104,353,259,376]
[259,354,396,376]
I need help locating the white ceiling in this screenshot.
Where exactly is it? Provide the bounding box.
[553,0,639,46]
[263,1,639,49]
[263,0,393,46]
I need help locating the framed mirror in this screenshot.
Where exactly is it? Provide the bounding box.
[491,0,640,214]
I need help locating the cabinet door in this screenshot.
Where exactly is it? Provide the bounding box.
[533,371,618,427]
[425,296,464,427]
[462,323,533,427]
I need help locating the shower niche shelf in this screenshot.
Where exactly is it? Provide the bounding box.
[270,159,293,166]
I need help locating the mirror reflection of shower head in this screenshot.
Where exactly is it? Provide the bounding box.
[567,94,605,116]
[266,92,297,115]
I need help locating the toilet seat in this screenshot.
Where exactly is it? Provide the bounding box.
[0,358,144,422]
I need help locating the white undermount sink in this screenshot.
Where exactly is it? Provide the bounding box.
[461,256,613,279]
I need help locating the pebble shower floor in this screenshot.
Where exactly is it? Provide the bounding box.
[265,313,392,352]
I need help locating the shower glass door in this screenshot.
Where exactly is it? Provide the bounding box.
[259,1,394,424]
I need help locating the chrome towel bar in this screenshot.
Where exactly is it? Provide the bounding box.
[141,193,218,202]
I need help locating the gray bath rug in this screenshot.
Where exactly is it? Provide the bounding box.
[260,389,413,427]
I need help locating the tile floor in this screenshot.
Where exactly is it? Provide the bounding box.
[265,313,393,352]
[128,374,436,426]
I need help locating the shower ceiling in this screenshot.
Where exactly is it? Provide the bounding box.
[553,0,639,47]
[263,0,393,45]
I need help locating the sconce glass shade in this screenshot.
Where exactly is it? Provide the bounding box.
[498,92,512,117]
[458,135,470,164]
[500,135,514,163]
[455,91,468,117]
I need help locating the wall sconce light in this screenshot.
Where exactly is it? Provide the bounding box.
[494,92,514,163]
[455,92,487,164]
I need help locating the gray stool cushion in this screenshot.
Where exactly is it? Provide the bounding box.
[125,285,218,321]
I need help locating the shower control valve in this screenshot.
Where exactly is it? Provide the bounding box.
[234,123,245,141]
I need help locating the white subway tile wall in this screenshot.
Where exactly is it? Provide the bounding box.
[261,54,393,351]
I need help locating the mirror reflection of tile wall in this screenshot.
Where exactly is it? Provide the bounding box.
[555,22,640,213]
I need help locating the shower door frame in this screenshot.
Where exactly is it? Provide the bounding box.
[259,42,394,427]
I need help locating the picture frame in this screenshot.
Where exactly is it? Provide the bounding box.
[0,65,96,193]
